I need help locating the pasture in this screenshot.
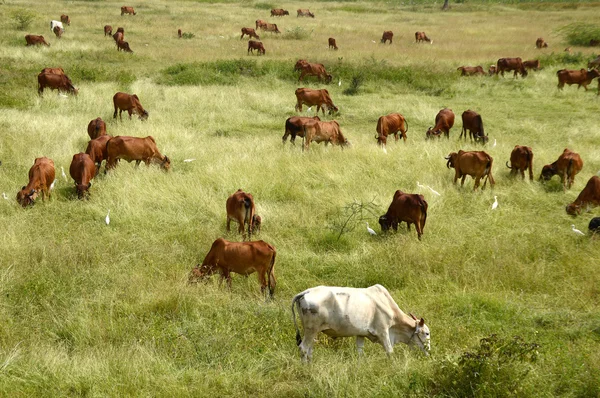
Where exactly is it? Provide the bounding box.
[1,0,600,396]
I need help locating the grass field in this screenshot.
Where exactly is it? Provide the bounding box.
[1,0,600,396]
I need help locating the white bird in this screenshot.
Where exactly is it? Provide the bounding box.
[183,158,196,163]
[50,179,56,190]
[492,139,497,148]
[371,40,376,43]
[571,224,585,236]
[417,181,426,189]
[383,147,387,154]
[2,193,8,200]
[61,166,67,181]
[427,185,441,196]
[338,79,342,86]
[491,196,498,210]
[366,222,377,236]
[307,107,312,112]
[105,209,110,225]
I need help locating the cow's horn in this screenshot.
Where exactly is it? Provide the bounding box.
[409,313,417,320]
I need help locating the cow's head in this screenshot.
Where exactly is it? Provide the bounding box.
[161,155,171,171]
[475,133,489,145]
[539,164,556,181]
[589,69,600,79]
[139,110,149,121]
[327,105,339,115]
[378,215,391,232]
[76,182,91,200]
[408,313,431,354]
[284,10,289,15]
[325,74,333,84]
[308,12,315,17]
[376,133,387,146]
[426,127,441,139]
[445,153,458,169]
[566,203,581,216]
[188,263,216,283]
[16,187,37,207]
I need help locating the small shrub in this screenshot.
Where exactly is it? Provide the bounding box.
[283,26,312,41]
[538,51,588,67]
[557,23,600,46]
[329,199,380,240]
[254,2,274,9]
[182,32,195,39]
[342,75,363,96]
[11,9,37,31]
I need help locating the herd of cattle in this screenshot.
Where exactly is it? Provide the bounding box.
[14,5,600,360]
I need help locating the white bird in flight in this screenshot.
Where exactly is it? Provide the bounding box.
[491,196,498,210]
[2,193,8,200]
[571,224,585,236]
[50,179,56,190]
[183,158,196,163]
[61,166,67,181]
[366,222,377,236]
[105,209,110,225]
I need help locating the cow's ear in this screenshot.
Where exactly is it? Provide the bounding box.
[419,318,425,327]
[409,313,417,320]
[88,181,92,188]
[21,186,26,190]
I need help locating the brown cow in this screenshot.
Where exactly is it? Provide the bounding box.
[241,27,259,40]
[496,57,528,78]
[60,14,70,26]
[328,37,338,50]
[540,148,583,190]
[556,68,600,91]
[566,176,600,216]
[282,116,321,144]
[506,145,534,180]
[41,67,64,75]
[38,73,77,95]
[379,190,428,240]
[226,189,256,238]
[25,35,50,47]
[113,31,124,43]
[113,92,148,121]
[189,238,277,298]
[302,120,348,151]
[535,37,548,49]
[121,6,136,15]
[445,150,495,190]
[16,157,55,207]
[104,25,113,36]
[69,153,95,199]
[178,29,182,38]
[297,62,332,83]
[295,88,338,115]
[457,66,485,76]
[260,23,280,34]
[426,108,455,139]
[117,40,133,53]
[85,135,112,175]
[376,113,408,146]
[271,8,289,16]
[297,9,315,18]
[381,31,393,44]
[588,55,600,69]
[415,31,432,44]
[87,117,107,140]
[255,19,267,30]
[247,40,265,55]
[106,136,170,171]
[488,65,497,76]
[53,26,63,39]
[523,59,541,71]
[294,59,308,72]
[460,110,487,144]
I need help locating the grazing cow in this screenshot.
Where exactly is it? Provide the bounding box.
[506,145,534,180]
[282,115,321,144]
[566,176,600,216]
[564,47,572,53]
[121,6,136,15]
[87,117,107,140]
[241,27,259,40]
[106,136,170,171]
[415,31,432,44]
[16,157,55,207]
[69,153,96,199]
[25,35,50,47]
[589,217,600,233]
[295,88,338,115]
[113,92,148,121]
[38,73,77,95]
[260,23,280,34]
[535,37,548,48]
[113,31,124,43]
[376,113,408,146]
[85,135,112,175]
[178,29,182,38]
[556,68,600,91]
[117,40,133,53]
[190,238,276,297]
[496,57,528,78]
[457,66,485,76]
[379,190,428,239]
[381,31,393,44]
[523,59,541,71]
[104,25,113,36]
[540,148,583,190]
[53,26,63,39]
[445,150,495,190]
[255,19,267,30]
[294,59,308,72]
[297,9,315,18]
[302,120,348,151]
[588,55,600,69]
[247,40,265,55]
[488,65,497,76]
[328,37,338,50]
[41,67,64,75]
[226,189,256,238]
[291,284,430,361]
[50,20,63,32]
[426,108,455,139]
[252,214,262,234]
[460,110,487,143]
[297,62,332,83]
[271,8,289,16]
[60,15,70,25]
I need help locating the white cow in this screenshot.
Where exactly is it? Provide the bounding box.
[291,284,430,361]
[50,20,64,32]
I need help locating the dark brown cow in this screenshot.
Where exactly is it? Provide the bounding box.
[87,117,107,140]
[69,153,95,199]
[379,190,428,240]
[445,150,495,190]
[426,108,455,139]
[25,35,50,47]
[282,116,321,144]
[271,8,289,16]
[41,67,64,75]
[295,88,338,115]
[189,238,277,298]
[16,157,55,207]
[117,40,133,53]
[460,110,487,144]
[53,26,63,39]
[226,189,256,238]
[302,120,348,151]
[496,57,528,78]
[297,9,315,17]
[85,135,112,175]
[328,37,338,50]
[60,14,70,25]
[523,59,541,71]
[588,55,600,69]
[106,136,170,171]
[247,40,265,55]
[178,29,182,38]
[38,73,77,95]
[255,19,267,30]
[556,68,600,91]
[297,62,332,83]
[540,148,583,190]
[104,25,113,36]
[535,37,548,49]
[376,113,408,146]
[415,31,432,44]
[488,65,497,76]
[457,66,485,76]
[506,145,534,180]
[121,6,136,15]
[113,31,124,43]
[260,23,280,33]
[113,92,148,120]
[241,27,259,40]
[566,176,600,216]
[381,31,393,44]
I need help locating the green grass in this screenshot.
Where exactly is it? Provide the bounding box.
[1,1,600,397]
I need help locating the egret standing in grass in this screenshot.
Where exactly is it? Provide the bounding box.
[61,166,67,181]
[571,224,585,236]
[366,222,377,236]
[105,209,110,225]
[491,196,498,210]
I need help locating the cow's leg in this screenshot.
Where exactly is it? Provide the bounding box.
[415,221,423,240]
[473,176,481,190]
[461,175,467,187]
[380,331,394,356]
[356,336,365,356]
[520,169,525,179]
[127,109,133,120]
[299,330,317,362]
[406,222,411,231]
[258,271,268,295]
[298,71,305,82]
[226,216,232,232]
[295,102,302,112]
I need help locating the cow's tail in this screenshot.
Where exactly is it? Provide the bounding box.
[526,148,534,180]
[267,248,276,298]
[505,161,513,169]
[418,195,427,232]
[291,291,307,346]
[404,117,409,133]
[375,116,383,139]
[485,155,495,187]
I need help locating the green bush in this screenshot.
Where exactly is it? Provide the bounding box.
[11,9,37,31]
[182,32,195,39]
[557,23,600,46]
[342,75,363,96]
[254,2,274,9]
[283,26,312,41]
[538,51,588,67]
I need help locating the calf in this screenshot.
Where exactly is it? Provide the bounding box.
[241,27,259,40]
[87,117,107,140]
[178,29,182,38]
[117,40,133,53]
[302,120,348,151]
[113,92,148,121]
[104,25,113,36]
[506,145,534,180]
[376,113,408,146]
[247,40,265,55]
[85,135,112,175]
[255,19,267,30]
[226,189,256,238]
[381,31,393,44]
[415,31,432,44]
[535,37,548,48]
[497,57,527,78]
[566,176,600,216]
[328,37,338,50]
[113,31,124,43]
[38,73,77,95]
[426,108,455,139]
[295,88,338,115]
[53,26,63,39]
[488,65,497,76]
[25,35,50,47]
[557,68,600,91]
[282,116,321,144]
[523,59,541,71]
[457,66,485,76]
[260,23,280,34]
[297,62,332,83]
[121,6,136,15]
[540,148,583,190]
[446,150,495,190]
[16,157,55,207]
[379,190,428,239]
[50,20,63,32]
[69,153,96,199]
[106,136,170,171]
[297,9,315,17]
[271,8,289,16]
[60,14,70,26]
[460,110,487,143]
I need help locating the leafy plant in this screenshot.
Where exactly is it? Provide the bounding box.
[11,9,37,31]
[182,32,195,39]
[283,26,312,40]
[342,75,363,96]
[557,23,600,46]
[329,199,380,240]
